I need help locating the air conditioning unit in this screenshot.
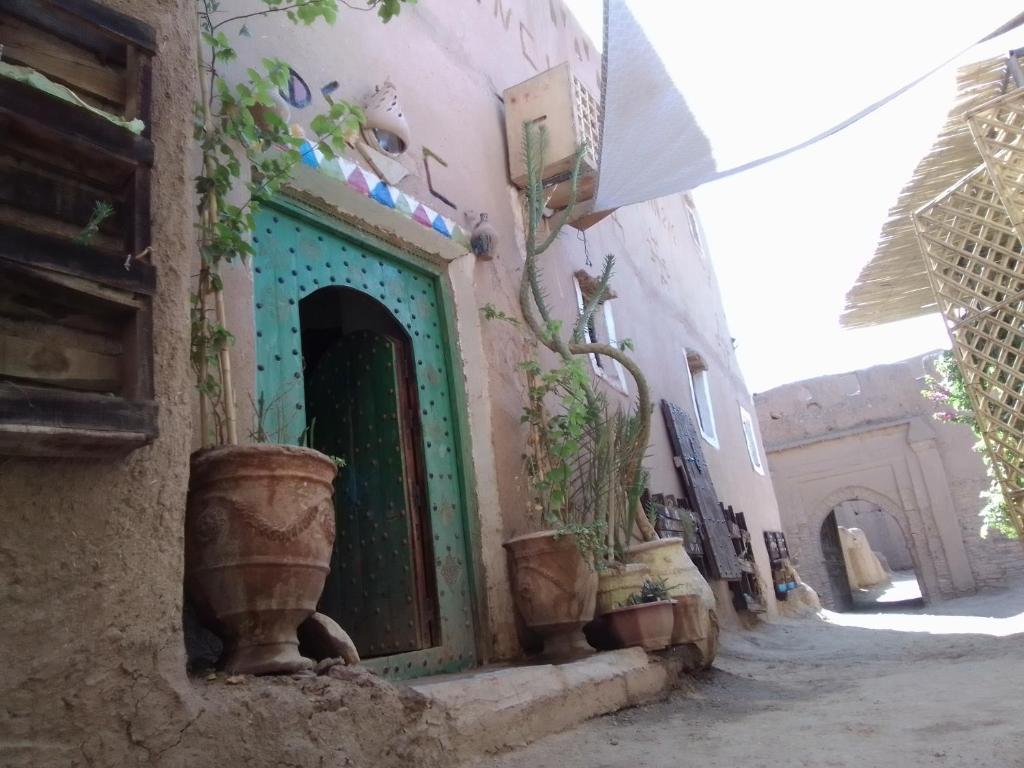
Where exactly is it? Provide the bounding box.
[504,63,601,212]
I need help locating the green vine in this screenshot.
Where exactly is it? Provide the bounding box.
[192,0,414,446]
[922,351,1019,538]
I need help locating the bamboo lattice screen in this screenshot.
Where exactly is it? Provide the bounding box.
[913,162,1024,532]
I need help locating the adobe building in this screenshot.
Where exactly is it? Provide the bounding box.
[1,1,784,764]
[755,352,1024,610]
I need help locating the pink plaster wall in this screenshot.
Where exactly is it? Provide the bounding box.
[219,0,784,635]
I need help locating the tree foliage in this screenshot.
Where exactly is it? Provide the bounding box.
[922,351,1018,539]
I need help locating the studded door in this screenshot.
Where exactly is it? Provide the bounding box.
[253,200,477,679]
[307,330,437,656]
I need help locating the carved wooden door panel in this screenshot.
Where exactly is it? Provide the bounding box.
[820,511,854,611]
[661,400,742,581]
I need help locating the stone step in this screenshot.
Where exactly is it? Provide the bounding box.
[411,648,683,760]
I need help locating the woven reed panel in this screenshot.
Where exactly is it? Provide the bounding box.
[913,165,1024,532]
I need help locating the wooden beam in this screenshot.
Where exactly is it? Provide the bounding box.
[0,331,121,391]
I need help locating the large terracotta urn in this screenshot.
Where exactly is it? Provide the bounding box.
[504,531,597,658]
[596,562,651,616]
[186,445,338,675]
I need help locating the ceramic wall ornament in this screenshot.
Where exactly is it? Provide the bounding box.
[362,79,410,157]
[470,212,498,260]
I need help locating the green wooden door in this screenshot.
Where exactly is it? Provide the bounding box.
[253,199,476,679]
[307,330,436,656]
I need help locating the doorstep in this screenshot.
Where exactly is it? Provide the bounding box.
[411,648,684,757]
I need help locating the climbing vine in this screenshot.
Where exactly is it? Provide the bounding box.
[922,351,1018,539]
[192,0,414,445]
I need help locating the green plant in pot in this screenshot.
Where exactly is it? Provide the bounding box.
[185,0,413,676]
[602,577,676,651]
[501,123,657,657]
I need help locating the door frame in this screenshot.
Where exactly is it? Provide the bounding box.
[253,193,484,679]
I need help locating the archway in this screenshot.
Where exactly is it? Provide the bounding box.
[300,286,439,657]
[826,498,924,611]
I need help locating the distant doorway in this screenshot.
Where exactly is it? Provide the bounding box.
[822,499,924,611]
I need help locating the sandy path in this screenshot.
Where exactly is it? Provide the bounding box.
[475,583,1024,768]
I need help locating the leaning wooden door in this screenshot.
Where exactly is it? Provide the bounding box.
[821,512,854,611]
[306,330,436,656]
[661,400,742,581]
[253,199,477,679]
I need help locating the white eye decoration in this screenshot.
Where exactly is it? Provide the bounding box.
[362,80,410,157]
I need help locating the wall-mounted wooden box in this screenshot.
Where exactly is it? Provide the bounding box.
[0,0,157,457]
[503,62,601,210]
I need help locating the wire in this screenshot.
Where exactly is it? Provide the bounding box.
[703,13,1024,182]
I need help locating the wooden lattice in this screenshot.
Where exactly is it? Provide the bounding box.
[913,164,1024,532]
[968,89,1024,234]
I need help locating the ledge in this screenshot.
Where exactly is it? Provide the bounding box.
[411,648,683,759]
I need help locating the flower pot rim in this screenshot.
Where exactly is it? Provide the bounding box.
[604,599,677,615]
[191,443,338,468]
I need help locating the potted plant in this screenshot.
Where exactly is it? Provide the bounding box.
[626,535,717,647]
[185,0,412,675]
[603,578,676,651]
[501,123,658,657]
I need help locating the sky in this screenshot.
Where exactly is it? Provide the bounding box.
[563,1,1024,393]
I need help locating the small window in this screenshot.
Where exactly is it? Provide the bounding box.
[685,350,718,448]
[739,405,765,475]
[574,276,627,392]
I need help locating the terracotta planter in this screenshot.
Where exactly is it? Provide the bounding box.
[504,531,597,658]
[596,562,651,616]
[604,600,676,651]
[186,445,338,675]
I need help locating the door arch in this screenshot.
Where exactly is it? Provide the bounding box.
[252,199,476,678]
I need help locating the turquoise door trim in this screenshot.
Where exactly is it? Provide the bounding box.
[253,196,478,680]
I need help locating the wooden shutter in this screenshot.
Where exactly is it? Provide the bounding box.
[661,400,742,580]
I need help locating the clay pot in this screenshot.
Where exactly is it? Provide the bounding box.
[186,445,338,676]
[596,562,651,616]
[604,600,676,652]
[504,531,597,658]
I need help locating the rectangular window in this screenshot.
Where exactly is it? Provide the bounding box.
[574,277,628,392]
[739,405,765,475]
[685,350,718,448]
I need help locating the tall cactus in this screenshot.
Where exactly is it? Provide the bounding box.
[518,123,656,552]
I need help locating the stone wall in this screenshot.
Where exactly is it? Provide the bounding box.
[755,352,1024,609]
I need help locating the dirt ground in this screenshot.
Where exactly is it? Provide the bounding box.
[475,580,1024,768]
